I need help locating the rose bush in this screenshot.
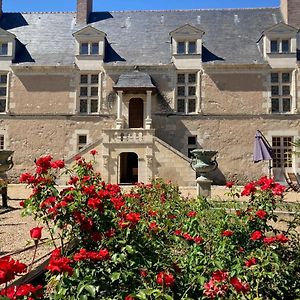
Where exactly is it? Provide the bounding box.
[1,152,299,299]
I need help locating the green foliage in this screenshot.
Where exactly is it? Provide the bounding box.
[18,155,300,300]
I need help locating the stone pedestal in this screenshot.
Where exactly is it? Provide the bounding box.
[196,176,213,198]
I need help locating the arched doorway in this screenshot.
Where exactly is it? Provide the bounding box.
[119,152,138,184]
[129,98,144,128]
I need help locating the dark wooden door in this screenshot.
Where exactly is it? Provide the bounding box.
[129,98,144,128]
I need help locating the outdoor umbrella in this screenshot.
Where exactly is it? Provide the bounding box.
[253,130,273,177]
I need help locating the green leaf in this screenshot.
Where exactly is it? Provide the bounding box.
[125,245,134,254]
[84,285,96,298]
[79,295,88,300]
[110,272,121,282]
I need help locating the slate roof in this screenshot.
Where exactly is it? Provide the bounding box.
[0,7,295,66]
[114,71,156,89]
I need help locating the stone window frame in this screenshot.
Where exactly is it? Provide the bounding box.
[79,42,100,55]
[270,71,293,114]
[0,73,9,114]
[0,43,8,56]
[176,72,198,114]
[272,136,293,168]
[77,134,88,151]
[270,38,290,54]
[176,40,197,55]
[0,134,4,150]
[78,73,101,115]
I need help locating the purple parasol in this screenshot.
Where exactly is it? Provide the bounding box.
[253,130,273,177]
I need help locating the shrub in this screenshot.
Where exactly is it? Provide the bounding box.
[1,153,299,299]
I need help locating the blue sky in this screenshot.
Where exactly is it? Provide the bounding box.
[4,0,279,12]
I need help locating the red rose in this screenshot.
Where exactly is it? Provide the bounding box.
[212,270,228,282]
[230,277,250,294]
[193,236,204,244]
[19,172,35,184]
[263,236,277,245]
[255,210,267,219]
[226,181,234,188]
[156,271,175,287]
[245,257,257,267]
[30,227,43,240]
[90,149,98,156]
[148,210,158,217]
[174,229,182,236]
[250,230,262,241]
[125,212,141,225]
[187,211,197,217]
[222,230,234,237]
[50,160,65,169]
[276,234,289,243]
[241,182,256,196]
[272,183,286,196]
[140,269,148,277]
[125,296,134,300]
[19,201,25,207]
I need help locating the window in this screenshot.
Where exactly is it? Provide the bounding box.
[78,134,87,151]
[0,43,8,56]
[79,74,99,114]
[0,74,7,113]
[270,72,291,113]
[270,39,290,53]
[187,136,197,158]
[177,41,197,54]
[272,136,293,168]
[79,42,99,55]
[0,135,4,150]
[176,73,197,114]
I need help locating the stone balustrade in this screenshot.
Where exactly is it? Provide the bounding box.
[103,129,155,144]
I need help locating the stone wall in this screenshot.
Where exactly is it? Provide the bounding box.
[10,72,76,114]
[153,115,300,184]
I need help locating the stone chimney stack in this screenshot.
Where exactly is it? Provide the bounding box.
[281,0,300,28]
[77,0,93,24]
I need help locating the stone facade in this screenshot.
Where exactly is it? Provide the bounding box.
[0,0,300,185]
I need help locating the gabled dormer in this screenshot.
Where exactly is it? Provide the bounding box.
[170,24,204,69]
[262,22,298,68]
[0,27,16,68]
[73,25,106,69]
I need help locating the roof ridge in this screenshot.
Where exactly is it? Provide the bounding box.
[107,7,279,13]
[7,6,279,15]
[8,11,75,14]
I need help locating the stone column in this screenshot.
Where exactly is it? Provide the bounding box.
[116,90,123,129]
[145,90,152,129]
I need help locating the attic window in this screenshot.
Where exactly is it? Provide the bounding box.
[177,41,197,55]
[80,42,99,55]
[270,39,290,53]
[0,43,8,56]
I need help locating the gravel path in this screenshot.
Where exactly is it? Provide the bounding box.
[0,199,57,288]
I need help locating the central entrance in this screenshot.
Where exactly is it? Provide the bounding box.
[119,152,138,184]
[129,98,144,128]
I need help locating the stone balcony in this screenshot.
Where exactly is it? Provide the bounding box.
[103,129,155,145]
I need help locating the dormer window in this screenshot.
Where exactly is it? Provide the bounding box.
[79,42,99,55]
[0,43,8,56]
[177,41,197,55]
[73,26,106,68]
[270,39,290,53]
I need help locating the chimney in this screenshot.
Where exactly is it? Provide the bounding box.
[0,0,3,18]
[281,0,300,28]
[77,0,93,24]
